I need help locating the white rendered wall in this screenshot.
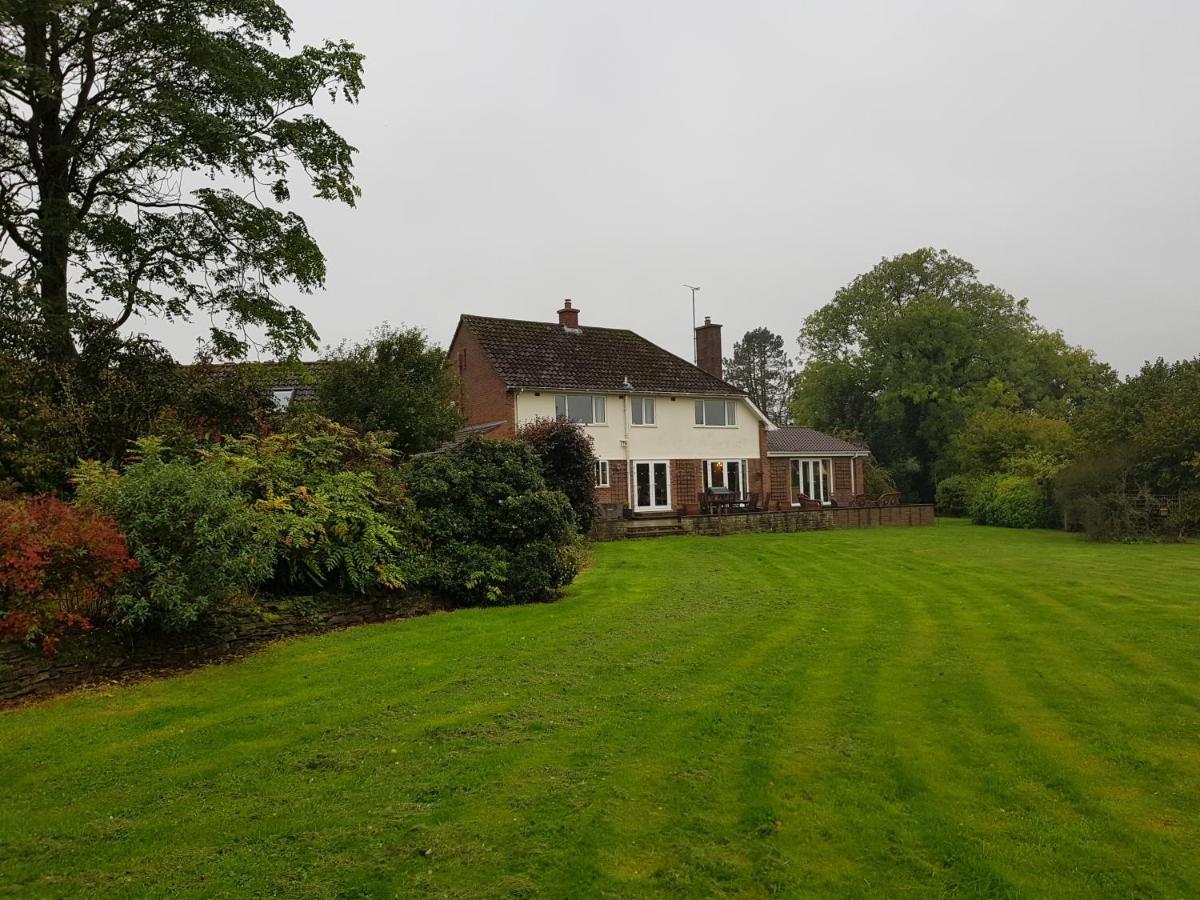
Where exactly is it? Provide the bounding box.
[514,391,761,461]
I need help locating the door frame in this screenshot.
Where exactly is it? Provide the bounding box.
[632,459,672,511]
[789,457,833,505]
[704,458,749,499]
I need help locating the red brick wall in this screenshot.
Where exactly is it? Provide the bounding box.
[831,458,855,503]
[755,422,771,508]
[747,459,763,507]
[695,321,723,378]
[670,459,704,514]
[769,458,791,509]
[447,323,515,438]
[596,459,628,509]
[769,456,867,507]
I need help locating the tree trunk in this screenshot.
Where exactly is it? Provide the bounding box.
[39,215,76,364]
[25,10,78,364]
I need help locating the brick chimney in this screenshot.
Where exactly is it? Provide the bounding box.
[695,316,723,378]
[558,299,579,328]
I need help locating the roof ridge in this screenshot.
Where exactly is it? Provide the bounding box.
[459,312,637,335]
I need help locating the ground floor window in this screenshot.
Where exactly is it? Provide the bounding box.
[791,458,833,504]
[705,459,749,498]
[594,459,610,488]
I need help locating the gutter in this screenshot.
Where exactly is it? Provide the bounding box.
[766,450,868,458]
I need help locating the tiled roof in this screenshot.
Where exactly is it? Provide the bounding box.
[190,360,327,402]
[457,314,745,396]
[455,421,506,438]
[767,427,867,454]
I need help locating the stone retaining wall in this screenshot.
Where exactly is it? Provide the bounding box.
[0,594,447,708]
[683,503,935,535]
[592,504,936,540]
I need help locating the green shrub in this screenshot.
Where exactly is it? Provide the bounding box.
[72,441,276,631]
[1054,452,1133,533]
[217,419,424,593]
[0,355,86,493]
[0,337,178,492]
[316,325,463,455]
[516,417,598,533]
[935,475,975,517]
[1055,452,1199,541]
[1068,489,1199,543]
[969,474,1057,529]
[163,356,277,441]
[404,438,580,604]
[940,408,1074,482]
[862,456,897,498]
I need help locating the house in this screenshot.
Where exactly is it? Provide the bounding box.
[448,300,868,515]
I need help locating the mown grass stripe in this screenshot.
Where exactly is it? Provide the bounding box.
[1,522,1198,898]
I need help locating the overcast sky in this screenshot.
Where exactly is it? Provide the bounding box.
[152,0,1198,374]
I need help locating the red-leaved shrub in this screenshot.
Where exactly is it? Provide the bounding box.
[0,495,136,655]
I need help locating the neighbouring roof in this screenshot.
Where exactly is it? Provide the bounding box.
[455,420,506,438]
[767,427,867,455]
[456,314,746,397]
[189,360,328,403]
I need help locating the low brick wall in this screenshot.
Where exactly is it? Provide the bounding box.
[0,594,448,708]
[591,504,936,540]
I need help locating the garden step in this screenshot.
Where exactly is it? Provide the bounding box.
[624,525,686,539]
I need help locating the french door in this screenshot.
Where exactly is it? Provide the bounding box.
[706,459,748,498]
[791,458,832,504]
[634,461,671,510]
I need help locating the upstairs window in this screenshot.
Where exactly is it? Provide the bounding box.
[555,394,606,425]
[631,397,655,425]
[594,459,610,487]
[694,398,737,427]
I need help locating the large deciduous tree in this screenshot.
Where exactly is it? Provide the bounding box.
[0,1,363,364]
[723,326,793,424]
[792,249,1113,500]
[1073,357,1200,494]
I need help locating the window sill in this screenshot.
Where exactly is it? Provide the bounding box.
[693,424,737,429]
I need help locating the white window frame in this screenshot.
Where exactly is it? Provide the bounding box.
[705,459,750,498]
[790,457,834,505]
[631,396,656,426]
[693,398,738,427]
[632,460,672,510]
[554,394,607,425]
[594,459,610,488]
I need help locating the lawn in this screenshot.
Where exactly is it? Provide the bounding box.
[2,521,1199,898]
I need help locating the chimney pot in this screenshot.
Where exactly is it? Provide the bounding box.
[558,299,579,328]
[695,316,723,379]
